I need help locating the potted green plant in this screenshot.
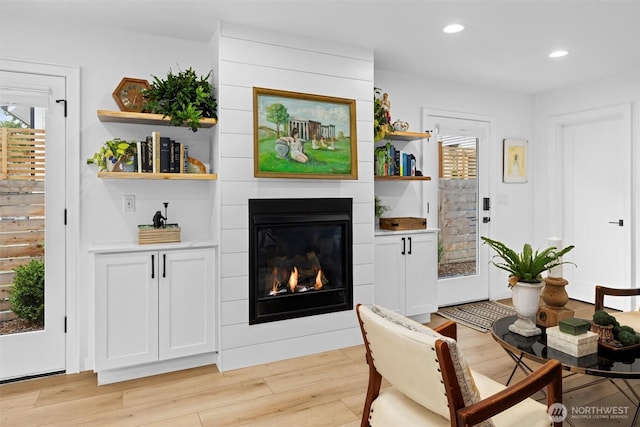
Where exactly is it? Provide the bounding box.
[142,67,218,132]
[86,138,137,172]
[374,196,390,219]
[481,236,575,336]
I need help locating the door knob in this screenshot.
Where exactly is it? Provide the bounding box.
[483,217,491,223]
[608,219,624,226]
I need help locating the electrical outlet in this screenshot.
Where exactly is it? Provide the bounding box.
[123,195,135,213]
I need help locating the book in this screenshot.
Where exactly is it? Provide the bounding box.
[171,140,181,173]
[182,145,189,173]
[136,141,142,173]
[144,136,152,172]
[151,131,161,173]
[179,144,185,174]
[159,136,171,173]
[169,140,176,173]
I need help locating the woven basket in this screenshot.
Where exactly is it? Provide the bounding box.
[590,323,614,343]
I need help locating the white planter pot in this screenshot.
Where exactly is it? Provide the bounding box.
[509,281,544,337]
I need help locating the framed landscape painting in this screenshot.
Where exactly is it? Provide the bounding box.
[253,87,358,179]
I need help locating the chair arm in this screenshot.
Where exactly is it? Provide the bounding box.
[595,285,640,311]
[434,320,457,340]
[456,359,563,427]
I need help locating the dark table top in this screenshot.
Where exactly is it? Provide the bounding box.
[491,315,640,379]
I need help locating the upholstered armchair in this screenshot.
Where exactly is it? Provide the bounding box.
[356,304,563,426]
[595,285,640,331]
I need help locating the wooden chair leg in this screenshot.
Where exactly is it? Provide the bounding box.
[361,356,382,427]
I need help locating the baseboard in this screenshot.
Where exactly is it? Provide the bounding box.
[96,352,217,385]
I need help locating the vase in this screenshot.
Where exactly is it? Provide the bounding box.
[541,277,569,308]
[509,281,544,337]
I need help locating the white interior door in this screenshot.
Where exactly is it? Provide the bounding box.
[0,70,66,381]
[553,105,632,310]
[423,110,491,306]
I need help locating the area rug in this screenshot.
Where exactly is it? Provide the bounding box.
[437,301,516,333]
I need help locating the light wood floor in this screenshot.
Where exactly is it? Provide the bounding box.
[1,299,638,426]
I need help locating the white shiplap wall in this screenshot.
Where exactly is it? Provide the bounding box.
[215,23,375,371]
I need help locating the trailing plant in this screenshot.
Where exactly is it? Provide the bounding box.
[86,138,137,172]
[374,87,391,142]
[481,236,575,287]
[142,67,218,132]
[10,259,45,325]
[374,196,390,218]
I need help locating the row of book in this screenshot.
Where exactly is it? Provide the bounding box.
[374,142,417,176]
[137,131,189,173]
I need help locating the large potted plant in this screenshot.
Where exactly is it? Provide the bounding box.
[142,67,218,132]
[481,236,575,336]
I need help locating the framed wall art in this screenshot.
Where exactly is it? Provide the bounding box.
[503,138,528,183]
[253,87,358,179]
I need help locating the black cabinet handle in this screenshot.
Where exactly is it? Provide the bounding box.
[401,237,406,255]
[151,254,155,279]
[163,254,166,278]
[408,237,412,255]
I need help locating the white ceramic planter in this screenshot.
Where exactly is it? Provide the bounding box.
[509,281,544,337]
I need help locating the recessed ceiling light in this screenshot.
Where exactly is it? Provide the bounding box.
[443,24,465,34]
[548,50,569,58]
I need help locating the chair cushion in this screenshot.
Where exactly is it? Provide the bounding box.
[369,388,450,426]
[472,369,553,427]
[611,311,640,333]
[367,305,493,426]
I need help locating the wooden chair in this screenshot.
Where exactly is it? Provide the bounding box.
[356,304,563,427]
[595,285,640,331]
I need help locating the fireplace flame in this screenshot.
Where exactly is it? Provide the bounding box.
[315,269,323,290]
[288,266,299,293]
[271,267,281,295]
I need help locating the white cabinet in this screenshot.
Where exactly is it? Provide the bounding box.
[374,231,438,317]
[95,247,215,371]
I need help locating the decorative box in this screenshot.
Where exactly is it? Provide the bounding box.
[138,223,181,244]
[559,318,592,335]
[379,217,426,231]
[546,347,598,368]
[546,326,598,357]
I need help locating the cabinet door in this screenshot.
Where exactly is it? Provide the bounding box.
[95,252,158,370]
[374,235,406,313]
[159,248,215,360]
[404,233,438,316]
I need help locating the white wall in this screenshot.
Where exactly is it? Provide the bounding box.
[214,23,374,370]
[374,69,535,300]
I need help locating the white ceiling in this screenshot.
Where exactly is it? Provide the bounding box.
[3,0,639,94]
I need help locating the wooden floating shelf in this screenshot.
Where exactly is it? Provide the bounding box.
[386,130,431,140]
[97,172,217,180]
[97,110,218,128]
[375,175,432,181]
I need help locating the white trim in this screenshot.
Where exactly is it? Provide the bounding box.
[421,108,499,301]
[547,103,634,307]
[0,57,81,374]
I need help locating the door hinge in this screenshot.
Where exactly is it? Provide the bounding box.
[55,99,67,117]
[64,316,67,333]
[64,208,67,225]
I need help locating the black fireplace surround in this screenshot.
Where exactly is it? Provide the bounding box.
[249,198,353,324]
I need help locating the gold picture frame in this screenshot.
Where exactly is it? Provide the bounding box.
[503,138,528,183]
[253,87,358,179]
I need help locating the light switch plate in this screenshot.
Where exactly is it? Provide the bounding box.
[123,195,135,213]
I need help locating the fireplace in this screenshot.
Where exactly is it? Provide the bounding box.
[249,198,353,324]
